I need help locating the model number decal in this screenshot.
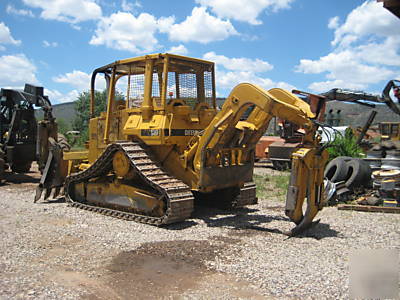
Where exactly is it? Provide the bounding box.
[141,129,160,136]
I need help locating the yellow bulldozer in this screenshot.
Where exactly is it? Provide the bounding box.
[35,53,328,236]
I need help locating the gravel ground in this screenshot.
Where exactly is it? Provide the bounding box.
[0,167,399,299]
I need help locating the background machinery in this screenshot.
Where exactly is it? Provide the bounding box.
[266,80,400,169]
[0,84,61,182]
[36,53,328,235]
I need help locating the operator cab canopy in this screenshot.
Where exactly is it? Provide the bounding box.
[90,53,216,114]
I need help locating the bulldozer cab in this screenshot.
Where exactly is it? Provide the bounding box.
[89,53,217,149]
[90,53,216,114]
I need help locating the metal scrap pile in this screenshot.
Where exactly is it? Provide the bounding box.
[323,157,372,205]
[324,148,400,208]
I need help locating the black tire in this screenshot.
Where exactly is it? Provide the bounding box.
[11,161,32,173]
[344,159,372,189]
[381,140,395,150]
[324,156,352,182]
[57,133,71,152]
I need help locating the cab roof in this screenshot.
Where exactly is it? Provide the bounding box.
[94,53,214,76]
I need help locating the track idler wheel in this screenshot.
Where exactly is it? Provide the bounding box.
[113,150,131,178]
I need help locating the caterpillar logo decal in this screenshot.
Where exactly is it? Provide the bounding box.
[164,129,203,136]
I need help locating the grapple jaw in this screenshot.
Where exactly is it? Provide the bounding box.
[34,137,67,202]
[284,147,328,237]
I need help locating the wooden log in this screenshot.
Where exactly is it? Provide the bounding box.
[337,204,400,214]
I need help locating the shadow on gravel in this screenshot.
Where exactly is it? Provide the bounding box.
[166,204,342,240]
[166,204,289,235]
[3,172,40,184]
[294,223,342,240]
[166,220,199,230]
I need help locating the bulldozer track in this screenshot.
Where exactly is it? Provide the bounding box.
[65,141,194,225]
[234,181,258,208]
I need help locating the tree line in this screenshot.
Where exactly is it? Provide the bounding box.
[58,89,124,147]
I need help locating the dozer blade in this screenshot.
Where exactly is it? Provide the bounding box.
[34,137,66,202]
[44,188,52,201]
[52,186,61,199]
[34,186,43,203]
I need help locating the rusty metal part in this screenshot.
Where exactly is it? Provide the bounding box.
[356,110,377,145]
[65,141,194,225]
[34,137,66,203]
[378,0,400,19]
[269,140,300,170]
[292,89,327,121]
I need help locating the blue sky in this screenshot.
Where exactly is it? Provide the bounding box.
[0,0,399,104]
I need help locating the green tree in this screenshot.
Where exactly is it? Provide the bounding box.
[327,128,363,161]
[73,90,124,146]
[57,118,70,136]
[73,90,107,132]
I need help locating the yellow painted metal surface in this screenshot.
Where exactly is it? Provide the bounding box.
[55,53,328,233]
[86,181,164,217]
[63,151,88,160]
[113,150,131,177]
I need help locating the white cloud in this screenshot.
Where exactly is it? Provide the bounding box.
[216,70,295,91]
[328,16,339,29]
[196,0,294,25]
[356,36,400,67]
[51,69,108,103]
[332,1,400,47]
[53,70,106,91]
[53,70,92,91]
[203,52,293,94]
[168,45,188,55]
[0,54,38,87]
[45,89,79,103]
[296,1,400,93]
[43,40,58,48]
[204,51,273,72]
[6,4,34,17]
[158,16,175,33]
[297,51,394,85]
[168,7,238,44]
[90,8,237,53]
[308,80,366,93]
[121,0,141,12]
[22,0,102,23]
[0,23,21,47]
[90,12,160,53]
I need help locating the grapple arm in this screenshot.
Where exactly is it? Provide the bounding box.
[188,83,329,235]
[285,147,328,236]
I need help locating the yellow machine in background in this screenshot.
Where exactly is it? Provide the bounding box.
[379,122,400,141]
[36,53,328,235]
